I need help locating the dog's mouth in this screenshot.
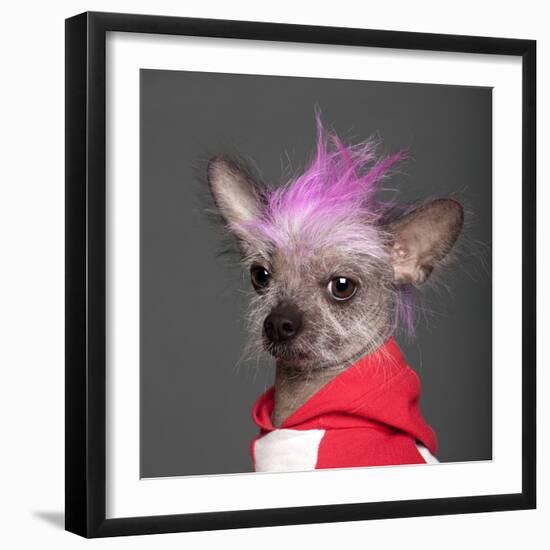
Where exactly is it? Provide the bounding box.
[263,339,310,362]
[261,336,379,371]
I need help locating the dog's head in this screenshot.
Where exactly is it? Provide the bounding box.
[207,122,463,370]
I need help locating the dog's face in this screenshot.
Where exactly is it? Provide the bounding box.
[242,240,396,370]
[207,128,463,370]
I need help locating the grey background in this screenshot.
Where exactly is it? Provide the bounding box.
[140,69,492,478]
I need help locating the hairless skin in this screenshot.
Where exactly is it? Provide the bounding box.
[207,120,463,427]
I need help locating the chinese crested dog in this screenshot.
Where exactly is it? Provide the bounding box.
[207,119,463,472]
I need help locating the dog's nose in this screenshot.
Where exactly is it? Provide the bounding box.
[264,304,303,343]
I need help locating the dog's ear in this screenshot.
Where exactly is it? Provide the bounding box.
[207,158,263,248]
[388,199,464,285]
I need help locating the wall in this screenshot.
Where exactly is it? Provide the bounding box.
[0,1,546,548]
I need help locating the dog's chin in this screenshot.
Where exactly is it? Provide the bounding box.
[263,337,380,372]
[264,340,310,366]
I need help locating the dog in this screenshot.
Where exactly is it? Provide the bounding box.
[207,119,463,472]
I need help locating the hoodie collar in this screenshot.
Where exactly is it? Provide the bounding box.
[252,338,437,454]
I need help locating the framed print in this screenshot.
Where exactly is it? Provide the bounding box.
[65,11,536,538]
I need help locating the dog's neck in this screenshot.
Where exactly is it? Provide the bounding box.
[271,332,392,427]
[272,364,343,428]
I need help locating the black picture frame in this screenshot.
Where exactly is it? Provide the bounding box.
[65,11,536,538]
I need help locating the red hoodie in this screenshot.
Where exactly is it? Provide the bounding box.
[251,338,438,472]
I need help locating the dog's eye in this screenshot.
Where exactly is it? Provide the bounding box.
[328,277,357,301]
[250,265,271,292]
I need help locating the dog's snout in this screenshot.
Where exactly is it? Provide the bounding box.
[264,304,303,343]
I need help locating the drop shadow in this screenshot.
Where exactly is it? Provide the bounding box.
[33,510,65,530]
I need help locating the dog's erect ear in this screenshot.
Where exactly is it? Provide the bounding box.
[388,199,464,285]
[207,157,263,232]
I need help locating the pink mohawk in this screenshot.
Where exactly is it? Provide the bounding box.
[241,118,407,257]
